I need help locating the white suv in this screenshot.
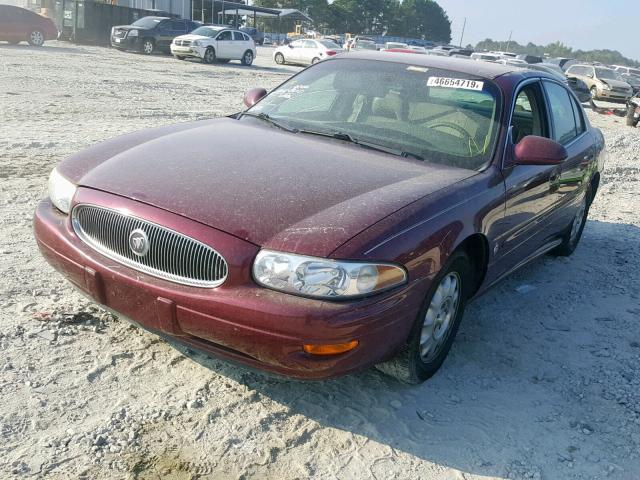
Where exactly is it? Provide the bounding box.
[171,26,256,65]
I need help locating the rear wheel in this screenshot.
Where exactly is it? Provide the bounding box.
[375,251,471,384]
[274,52,285,65]
[311,57,320,65]
[241,50,254,66]
[551,186,591,257]
[141,38,154,55]
[626,103,639,127]
[28,30,44,47]
[203,47,216,64]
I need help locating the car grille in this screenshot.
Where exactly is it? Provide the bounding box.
[71,204,228,288]
[175,40,191,46]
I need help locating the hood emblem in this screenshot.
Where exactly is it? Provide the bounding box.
[129,229,150,257]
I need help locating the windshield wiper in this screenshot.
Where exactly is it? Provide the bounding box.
[237,112,298,133]
[298,129,424,161]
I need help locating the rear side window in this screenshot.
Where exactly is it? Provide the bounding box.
[570,96,586,135]
[544,81,578,145]
[232,31,245,41]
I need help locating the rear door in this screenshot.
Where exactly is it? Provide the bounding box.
[542,80,593,230]
[231,31,247,58]
[300,40,318,64]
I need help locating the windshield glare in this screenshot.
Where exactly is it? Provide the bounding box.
[319,40,340,49]
[246,59,501,171]
[191,26,220,37]
[131,17,164,28]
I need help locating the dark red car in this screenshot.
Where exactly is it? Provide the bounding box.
[34,53,605,383]
[0,4,58,46]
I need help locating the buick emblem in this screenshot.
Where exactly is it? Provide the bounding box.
[129,229,149,257]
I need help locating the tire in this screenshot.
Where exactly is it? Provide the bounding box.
[551,185,591,257]
[141,38,154,55]
[241,50,254,66]
[28,30,44,47]
[311,57,320,65]
[626,104,639,127]
[274,52,285,65]
[590,86,598,101]
[375,251,472,384]
[203,47,216,64]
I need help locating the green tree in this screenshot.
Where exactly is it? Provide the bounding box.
[390,0,451,42]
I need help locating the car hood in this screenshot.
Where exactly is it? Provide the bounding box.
[63,118,475,257]
[600,78,631,89]
[114,25,152,31]
[173,34,209,41]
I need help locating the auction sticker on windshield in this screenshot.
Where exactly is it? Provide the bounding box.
[427,77,484,90]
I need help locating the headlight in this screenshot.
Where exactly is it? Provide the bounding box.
[253,250,407,299]
[192,40,202,47]
[601,83,611,91]
[48,168,77,214]
[127,29,138,37]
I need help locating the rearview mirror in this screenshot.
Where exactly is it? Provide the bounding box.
[512,135,568,166]
[243,87,268,108]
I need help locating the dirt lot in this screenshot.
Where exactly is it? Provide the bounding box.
[1,42,639,480]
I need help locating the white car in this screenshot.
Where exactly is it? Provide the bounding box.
[384,42,409,50]
[274,39,343,66]
[170,26,256,65]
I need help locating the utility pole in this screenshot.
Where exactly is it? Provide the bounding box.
[505,29,513,52]
[459,17,466,48]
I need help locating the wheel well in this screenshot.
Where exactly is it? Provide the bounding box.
[455,234,489,298]
[589,172,600,205]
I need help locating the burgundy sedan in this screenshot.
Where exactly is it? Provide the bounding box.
[0,4,58,46]
[34,53,605,383]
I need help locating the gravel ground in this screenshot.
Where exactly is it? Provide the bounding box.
[1,41,639,480]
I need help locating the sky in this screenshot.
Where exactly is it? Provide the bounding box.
[436,0,638,61]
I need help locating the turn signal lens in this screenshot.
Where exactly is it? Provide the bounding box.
[303,340,359,356]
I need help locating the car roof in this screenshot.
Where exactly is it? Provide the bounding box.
[339,51,542,81]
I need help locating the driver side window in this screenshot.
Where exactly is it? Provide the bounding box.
[511,83,548,144]
[217,31,232,41]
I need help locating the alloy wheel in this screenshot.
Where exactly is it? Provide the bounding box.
[420,272,461,362]
[143,40,153,55]
[243,51,253,65]
[29,30,44,46]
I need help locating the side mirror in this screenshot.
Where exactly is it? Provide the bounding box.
[512,135,568,166]
[243,87,267,108]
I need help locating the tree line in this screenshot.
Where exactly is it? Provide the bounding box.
[253,0,452,43]
[475,39,639,67]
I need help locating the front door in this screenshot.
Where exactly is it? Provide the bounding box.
[490,80,562,281]
[215,30,233,58]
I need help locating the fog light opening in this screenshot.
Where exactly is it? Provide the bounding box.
[303,340,359,356]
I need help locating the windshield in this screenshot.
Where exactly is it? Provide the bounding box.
[131,17,164,29]
[245,59,501,170]
[191,26,221,37]
[595,67,617,80]
[355,42,377,50]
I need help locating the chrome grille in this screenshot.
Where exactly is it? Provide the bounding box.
[72,204,228,288]
[175,39,191,46]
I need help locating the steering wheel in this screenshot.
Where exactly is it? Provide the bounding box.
[428,121,481,156]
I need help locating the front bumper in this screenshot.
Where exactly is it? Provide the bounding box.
[110,35,140,51]
[33,189,425,379]
[596,89,631,102]
[170,44,205,59]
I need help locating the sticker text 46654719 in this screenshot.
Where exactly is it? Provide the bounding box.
[427,77,484,91]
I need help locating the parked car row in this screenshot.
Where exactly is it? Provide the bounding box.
[273,39,343,66]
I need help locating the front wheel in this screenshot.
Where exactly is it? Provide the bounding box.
[590,86,598,100]
[203,47,216,64]
[28,30,45,47]
[274,52,285,65]
[375,251,471,384]
[141,38,154,55]
[241,50,254,66]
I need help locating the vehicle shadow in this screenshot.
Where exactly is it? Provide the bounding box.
[0,43,91,55]
[180,58,302,75]
[165,219,640,478]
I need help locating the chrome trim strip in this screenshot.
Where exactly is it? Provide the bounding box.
[71,204,228,288]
